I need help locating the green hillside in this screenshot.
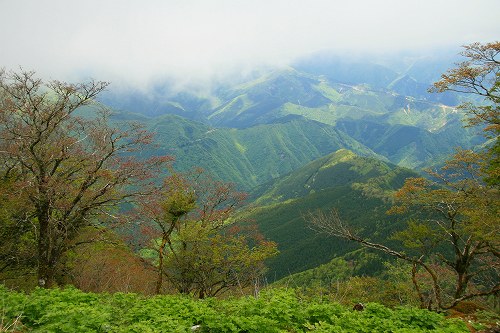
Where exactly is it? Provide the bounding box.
[207,68,463,133]
[121,113,380,189]
[274,248,389,290]
[209,68,331,128]
[335,118,481,169]
[243,150,418,280]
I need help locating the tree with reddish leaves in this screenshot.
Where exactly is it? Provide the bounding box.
[62,227,158,294]
[138,169,278,297]
[0,69,171,288]
[431,41,499,185]
[138,171,197,294]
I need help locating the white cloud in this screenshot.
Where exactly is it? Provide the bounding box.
[1,0,499,87]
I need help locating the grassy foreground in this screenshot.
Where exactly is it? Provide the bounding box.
[0,286,472,332]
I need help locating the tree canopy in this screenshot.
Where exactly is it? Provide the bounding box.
[432,41,500,185]
[138,169,278,297]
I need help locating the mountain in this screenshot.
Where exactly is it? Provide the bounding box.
[240,149,418,280]
[116,113,380,190]
[101,88,215,121]
[96,51,486,285]
[295,50,460,104]
[101,52,481,184]
[208,68,331,128]
[203,66,464,132]
[335,117,482,169]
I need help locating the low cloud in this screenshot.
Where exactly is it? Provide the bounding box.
[1,0,499,89]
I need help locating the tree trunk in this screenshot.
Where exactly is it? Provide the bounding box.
[155,236,168,294]
[412,263,426,308]
[452,271,471,308]
[37,218,56,288]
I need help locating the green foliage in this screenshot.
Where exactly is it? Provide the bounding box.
[0,176,37,289]
[391,219,440,250]
[0,286,471,332]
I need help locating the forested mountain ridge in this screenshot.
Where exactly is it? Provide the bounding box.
[239,149,418,279]
[131,113,380,189]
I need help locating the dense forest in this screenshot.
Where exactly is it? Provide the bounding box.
[0,42,499,332]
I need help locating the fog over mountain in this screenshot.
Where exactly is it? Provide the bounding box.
[1,0,499,89]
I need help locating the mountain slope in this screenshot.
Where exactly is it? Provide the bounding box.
[204,68,480,170]
[208,68,331,128]
[119,113,381,189]
[242,150,418,279]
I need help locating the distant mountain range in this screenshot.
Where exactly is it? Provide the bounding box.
[101,51,481,279]
[104,52,481,190]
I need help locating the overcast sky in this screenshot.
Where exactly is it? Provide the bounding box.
[1,0,499,88]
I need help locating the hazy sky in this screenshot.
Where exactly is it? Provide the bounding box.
[1,0,499,88]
